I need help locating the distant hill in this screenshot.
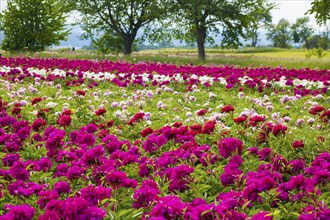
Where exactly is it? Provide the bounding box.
[0,25,274,50]
[59,25,275,49]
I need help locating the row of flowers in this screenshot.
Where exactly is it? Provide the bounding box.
[0,57,329,96]
[0,57,329,219]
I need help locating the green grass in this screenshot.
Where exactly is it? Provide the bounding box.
[1,47,329,70]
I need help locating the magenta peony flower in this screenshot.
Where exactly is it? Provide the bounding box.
[2,153,20,167]
[251,211,273,220]
[133,179,160,209]
[86,123,98,133]
[142,134,167,153]
[38,210,61,220]
[9,161,29,181]
[61,197,106,220]
[31,118,47,132]
[1,204,35,220]
[80,185,112,206]
[66,165,85,180]
[105,170,127,189]
[218,137,243,158]
[53,180,71,194]
[149,196,186,219]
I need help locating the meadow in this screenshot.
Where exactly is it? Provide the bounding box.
[1,47,330,69]
[0,54,329,219]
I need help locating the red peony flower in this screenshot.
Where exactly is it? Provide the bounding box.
[317,136,325,142]
[173,122,183,128]
[128,112,145,125]
[201,120,216,134]
[221,104,235,113]
[257,132,268,144]
[320,110,330,121]
[291,140,304,148]
[272,124,287,136]
[36,108,49,118]
[62,110,73,116]
[31,97,42,105]
[14,102,22,107]
[76,90,86,96]
[309,105,326,115]
[233,116,247,124]
[248,115,265,127]
[197,109,207,116]
[190,124,202,134]
[0,100,8,110]
[95,108,106,116]
[32,118,47,132]
[11,107,21,115]
[56,115,71,127]
[140,127,153,138]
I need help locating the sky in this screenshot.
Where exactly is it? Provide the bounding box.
[0,0,328,47]
[269,0,325,30]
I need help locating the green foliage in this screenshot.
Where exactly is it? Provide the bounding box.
[90,32,132,55]
[305,33,330,50]
[291,17,314,49]
[307,0,330,25]
[266,18,292,48]
[314,47,327,58]
[305,47,328,59]
[0,0,70,52]
[305,50,315,59]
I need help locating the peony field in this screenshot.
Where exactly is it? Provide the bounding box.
[0,57,329,219]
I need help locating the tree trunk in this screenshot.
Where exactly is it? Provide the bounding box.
[304,37,309,49]
[123,34,135,56]
[196,26,206,61]
[251,39,256,47]
[251,29,258,47]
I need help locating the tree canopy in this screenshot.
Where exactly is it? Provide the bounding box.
[74,0,169,56]
[0,0,70,51]
[291,17,314,49]
[169,0,269,60]
[266,18,292,48]
[246,2,275,47]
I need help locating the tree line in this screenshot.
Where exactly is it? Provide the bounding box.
[0,0,329,60]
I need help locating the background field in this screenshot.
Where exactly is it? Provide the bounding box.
[1,47,329,70]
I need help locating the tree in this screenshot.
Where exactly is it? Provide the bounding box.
[246,2,276,47]
[170,0,268,61]
[305,25,330,50]
[74,0,169,56]
[291,17,314,49]
[0,0,70,51]
[306,34,330,50]
[307,0,330,25]
[266,18,292,48]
